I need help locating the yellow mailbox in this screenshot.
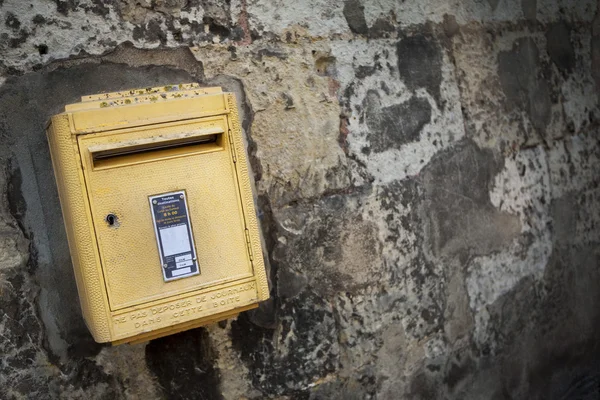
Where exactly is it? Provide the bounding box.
[46,83,269,344]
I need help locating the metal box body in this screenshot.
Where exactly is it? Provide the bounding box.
[46,84,269,344]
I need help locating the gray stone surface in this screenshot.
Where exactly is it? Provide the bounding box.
[0,0,599,399]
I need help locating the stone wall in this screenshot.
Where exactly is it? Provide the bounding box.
[1,0,599,398]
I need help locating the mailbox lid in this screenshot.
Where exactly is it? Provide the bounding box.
[78,115,254,310]
[66,84,227,134]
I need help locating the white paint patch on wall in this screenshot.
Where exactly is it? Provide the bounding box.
[2,0,127,70]
[468,145,552,313]
[361,0,592,28]
[467,131,600,349]
[467,145,553,351]
[331,39,465,184]
[0,0,208,72]
[547,133,600,199]
[245,0,348,37]
[242,0,598,39]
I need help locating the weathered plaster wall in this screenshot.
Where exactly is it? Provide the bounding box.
[0,0,599,399]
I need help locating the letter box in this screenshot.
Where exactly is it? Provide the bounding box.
[46,84,269,344]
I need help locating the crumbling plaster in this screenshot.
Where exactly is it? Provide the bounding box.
[0,0,599,399]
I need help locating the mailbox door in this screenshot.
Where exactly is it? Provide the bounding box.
[78,115,254,310]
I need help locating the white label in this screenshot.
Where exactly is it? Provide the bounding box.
[172,267,192,276]
[159,225,192,256]
[176,260,194,268]
[149,190,199,281]
[176,254,193,262]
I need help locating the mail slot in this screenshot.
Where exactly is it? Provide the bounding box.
[46,83,269,344]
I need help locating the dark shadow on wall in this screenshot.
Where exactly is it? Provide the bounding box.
[146,327,223,400]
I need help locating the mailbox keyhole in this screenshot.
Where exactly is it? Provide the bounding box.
[106,213,118,227]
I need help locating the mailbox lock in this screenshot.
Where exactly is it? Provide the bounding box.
[105,213,118,227]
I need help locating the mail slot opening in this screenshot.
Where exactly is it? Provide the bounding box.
[91,131,224,170]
